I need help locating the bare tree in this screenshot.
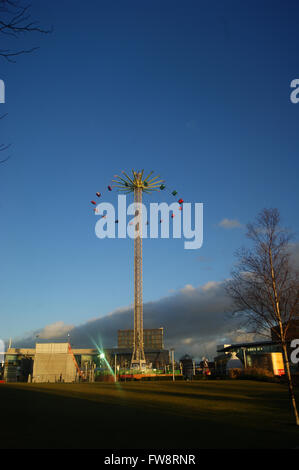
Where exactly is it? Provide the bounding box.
[0,113,10,163]
[0,2,50,161]
[0,0,51,62]
[226,208,299,426]
[0,143,10,162]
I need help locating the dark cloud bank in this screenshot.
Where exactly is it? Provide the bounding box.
[13,244,299,360]
[14,281,243,359]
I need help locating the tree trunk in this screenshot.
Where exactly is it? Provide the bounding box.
[270,247,299,426]
[280,339,299,425]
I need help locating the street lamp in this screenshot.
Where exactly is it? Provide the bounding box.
[241,347,247,369]
[114,352,117,383]
[170,348,175,382]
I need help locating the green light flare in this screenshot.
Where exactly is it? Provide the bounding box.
[90,336,116,378]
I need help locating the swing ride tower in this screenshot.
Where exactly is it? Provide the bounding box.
[112,170,164,369]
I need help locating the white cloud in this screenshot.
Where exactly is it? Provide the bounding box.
[218,218,243,229]
[181,338,193,345]
[180,284,195,293]
[37,321,74,339]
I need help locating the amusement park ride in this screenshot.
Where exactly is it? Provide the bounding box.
[91,170,184,370]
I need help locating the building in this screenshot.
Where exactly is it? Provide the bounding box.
[4,347,34,382]
[3,341,170,383]
[215,321,299,376]
[117,328,167,369]
[214,340,298,375]
[118,328,164,350]
[33,343,78,383]
[105,347,169,370]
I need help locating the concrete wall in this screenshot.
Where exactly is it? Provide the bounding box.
[33,343,77,383]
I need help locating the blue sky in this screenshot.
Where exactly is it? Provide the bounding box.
[0,0,299,342]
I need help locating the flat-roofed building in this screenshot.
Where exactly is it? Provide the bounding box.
[3,339,170,382]
[214,340,298,375]
[32,343,77,383]
[118,328,164,350]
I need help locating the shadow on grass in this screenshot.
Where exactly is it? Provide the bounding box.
[0,382,298,449]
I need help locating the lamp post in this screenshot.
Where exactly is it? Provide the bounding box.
[114,353,117,383]
[242,347,247,369]
[170,348,175,382]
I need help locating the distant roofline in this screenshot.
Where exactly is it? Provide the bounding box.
[218,340,281,353]
[118,328,164,332]
[5,346,168,355]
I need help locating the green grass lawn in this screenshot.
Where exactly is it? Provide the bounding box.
[0,380,298,449]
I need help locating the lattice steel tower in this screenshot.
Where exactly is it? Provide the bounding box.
[112,170,164,369]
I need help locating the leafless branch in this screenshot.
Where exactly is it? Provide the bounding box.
[226,208,299,425]
[0,113,11,163]
[0,0,51,62]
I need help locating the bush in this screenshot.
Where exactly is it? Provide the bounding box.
[227,368,243,379]
[226,367,278,382]
[238,367,278,382]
